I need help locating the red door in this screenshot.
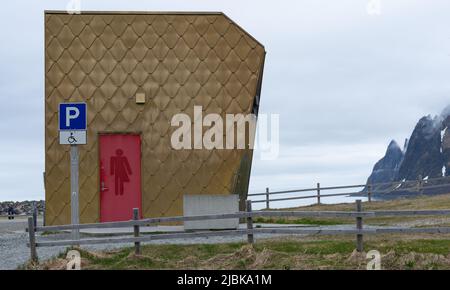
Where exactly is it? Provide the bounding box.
[99,134,142,222]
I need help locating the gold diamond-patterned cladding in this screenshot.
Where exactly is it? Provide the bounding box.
[45,12,265,225]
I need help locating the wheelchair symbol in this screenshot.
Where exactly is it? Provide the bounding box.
[68,132,78,144]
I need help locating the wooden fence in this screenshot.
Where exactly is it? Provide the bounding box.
[26,200,450,263]
[249,176,450,209]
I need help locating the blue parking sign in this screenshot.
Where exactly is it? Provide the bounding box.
[59,103,87,130]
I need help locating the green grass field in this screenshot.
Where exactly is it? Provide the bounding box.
[29,234,450,270]
[261,193,450,227]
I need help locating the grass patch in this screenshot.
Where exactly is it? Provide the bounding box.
[82,243,246,270]
[41,231,63,236]
[254,239,355,255]
[253,217,346,226]
[31,235,450,270]
[273,193,450,227]
[293,193,450,212]
[371,239,450,255]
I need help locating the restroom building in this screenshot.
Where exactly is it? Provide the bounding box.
[44,11,265,225]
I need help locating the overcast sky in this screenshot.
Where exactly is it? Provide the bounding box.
[1,0,450,201]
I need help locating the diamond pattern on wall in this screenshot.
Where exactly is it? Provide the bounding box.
[45,11,265,225]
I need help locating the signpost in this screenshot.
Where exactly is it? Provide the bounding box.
[59,103,87,240]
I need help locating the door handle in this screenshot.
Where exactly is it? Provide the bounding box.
[101,181,109,192]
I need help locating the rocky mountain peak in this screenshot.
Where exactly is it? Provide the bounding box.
[365,139,404,185]
[396,114,443,180]
[366,105,450,189]
[387,140,401,151]
[416,115,441,140]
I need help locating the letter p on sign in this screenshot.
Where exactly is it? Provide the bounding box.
[66,107,80,127]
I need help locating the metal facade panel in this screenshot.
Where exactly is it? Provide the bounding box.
[45,11,265,225]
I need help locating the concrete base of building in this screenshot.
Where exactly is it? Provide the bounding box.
[183,194,240,230]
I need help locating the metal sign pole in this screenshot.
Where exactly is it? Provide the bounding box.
[70,144,80,241]
[60,103,86,242]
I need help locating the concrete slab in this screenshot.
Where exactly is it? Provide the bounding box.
[184,195,239,230]
[79,225,184,235]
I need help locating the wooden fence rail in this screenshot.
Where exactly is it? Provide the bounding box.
[27,211,376,233]
[30,226,450,248]
[249,176,450,209]
[26,200,450,263]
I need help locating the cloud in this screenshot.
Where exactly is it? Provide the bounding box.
[1,0,450,201]
[250,142,387,191]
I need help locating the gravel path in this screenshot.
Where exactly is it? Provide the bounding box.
[1,218,143,270]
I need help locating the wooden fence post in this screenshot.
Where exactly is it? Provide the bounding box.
[133,208,141,255]
[367,184,372,203]
[246,200,254,244]
[355,200,363,252]
[317,183,321,205]
[43,204,46,227]
[265,187,270,210]
[33,203,38,229]
[28,216,38,263]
